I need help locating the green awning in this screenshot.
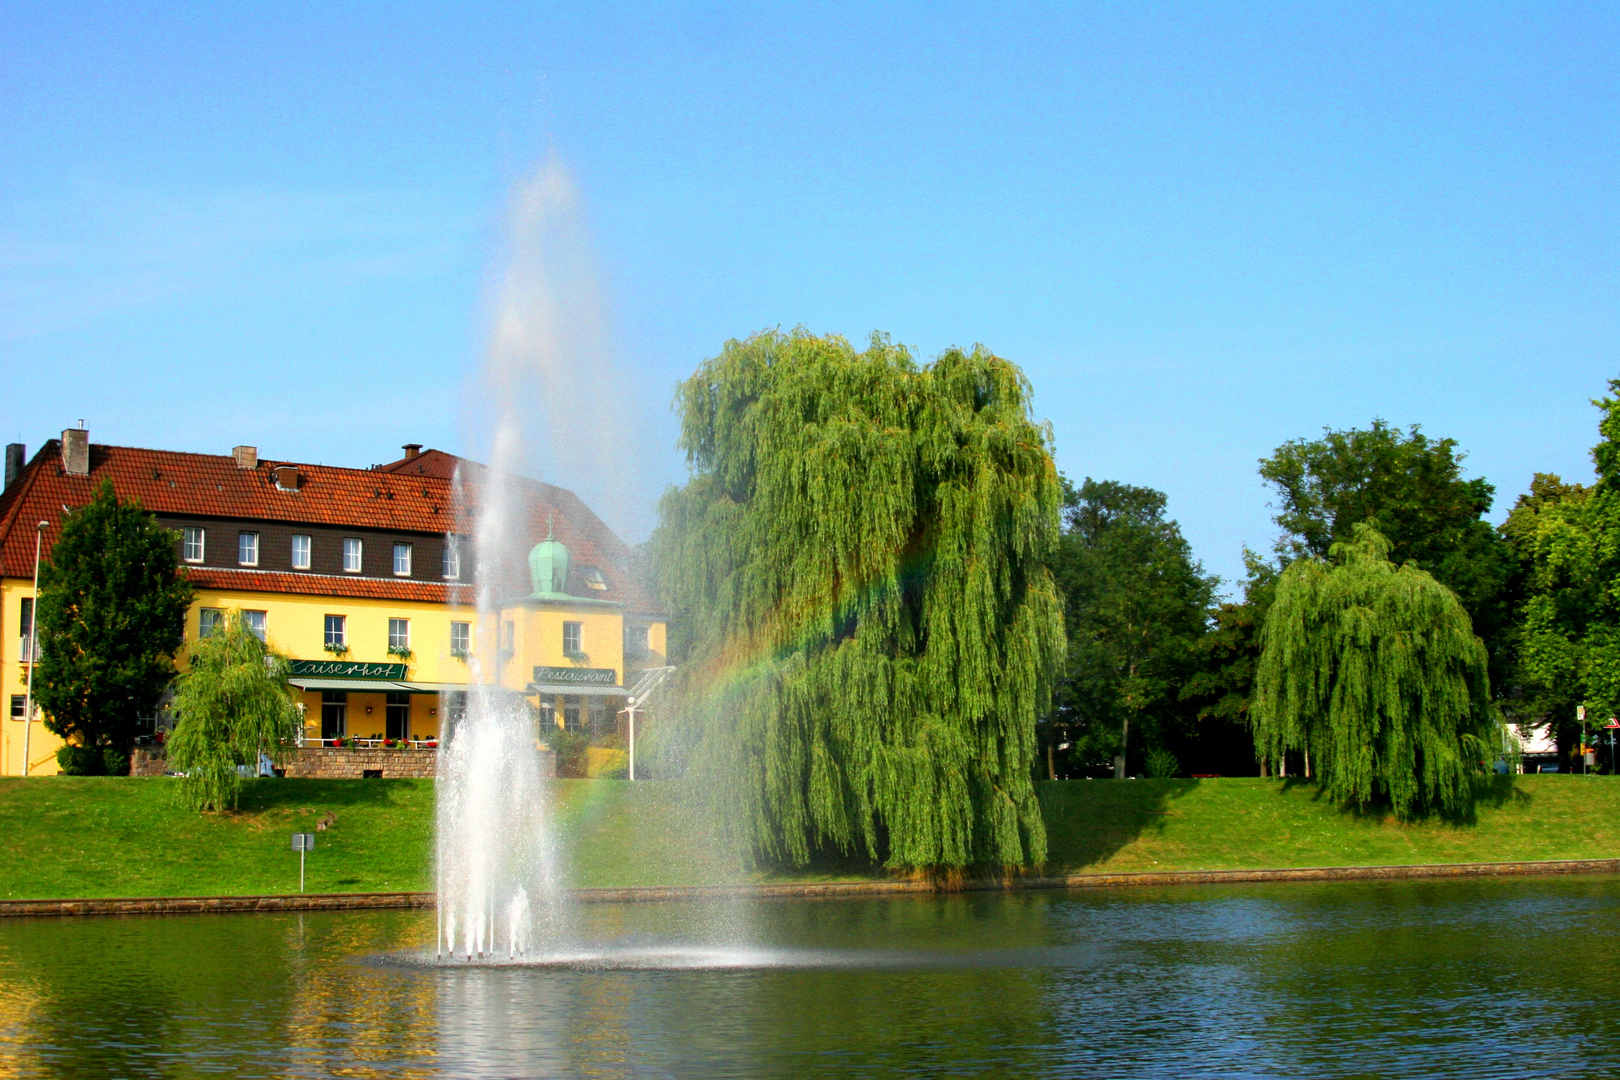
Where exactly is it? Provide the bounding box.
[527,682,627,697]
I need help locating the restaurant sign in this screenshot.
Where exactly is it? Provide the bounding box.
[288,660,408,680]
[533,665,618,686]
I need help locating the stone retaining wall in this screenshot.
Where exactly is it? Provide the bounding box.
[285,746,439,779]
[126,745,556,780]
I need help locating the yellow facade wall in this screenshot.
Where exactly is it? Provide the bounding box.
[1,576,665,773]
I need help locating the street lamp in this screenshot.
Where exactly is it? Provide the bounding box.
[22,520,46,777]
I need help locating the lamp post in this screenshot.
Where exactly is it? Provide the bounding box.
[21,520,46,777]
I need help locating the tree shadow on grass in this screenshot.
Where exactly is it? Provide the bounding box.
[230,777,430,816]
[1279,772,1528,828]
[1036,778,1200,874]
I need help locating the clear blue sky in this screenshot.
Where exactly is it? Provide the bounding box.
[2,2,1615,587]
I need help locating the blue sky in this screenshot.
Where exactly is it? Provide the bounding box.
[2,2,1615,587]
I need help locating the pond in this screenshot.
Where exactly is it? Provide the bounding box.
[1,875,1618,1078]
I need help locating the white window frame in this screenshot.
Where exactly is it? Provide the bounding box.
[388,618,410,652]
[324,614,346,648]
[393,542,412,577]
[343,538,362,574]
[562,621,582,656]
[183,527,205,563]
[291,534,312,570]
[198,608,225,638]
[450,620,470,656]
[442,537,461,580]
[237,531,259,567]
[243,610,267,642]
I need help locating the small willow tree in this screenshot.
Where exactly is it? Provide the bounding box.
[167,611,303,811]
[1252,523,1494,817]
[654,329,1066,871]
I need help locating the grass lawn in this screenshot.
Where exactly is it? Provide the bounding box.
[2,775,1619,899]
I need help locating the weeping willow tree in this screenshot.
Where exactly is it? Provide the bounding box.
[1252,523,1495,817]
[653,329,1066,871]
[167,611,303,811]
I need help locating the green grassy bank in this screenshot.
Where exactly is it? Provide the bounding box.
[2,775,1619,900]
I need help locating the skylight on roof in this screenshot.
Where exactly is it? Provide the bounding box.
[583,567,608,591]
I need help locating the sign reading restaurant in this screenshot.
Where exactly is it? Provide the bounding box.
[533,665,618,686]
[288,660,409,679]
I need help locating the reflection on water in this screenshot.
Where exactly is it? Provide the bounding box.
[2,877,1619,1078]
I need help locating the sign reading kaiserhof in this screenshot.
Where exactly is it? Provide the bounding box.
[288,660,408,679]
[533,665,618,686]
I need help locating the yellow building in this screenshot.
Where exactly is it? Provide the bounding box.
[0,431,666,775]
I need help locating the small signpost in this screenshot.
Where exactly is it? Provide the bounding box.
[291,833,315,893]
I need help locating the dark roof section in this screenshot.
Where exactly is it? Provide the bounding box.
[0,441,664,615]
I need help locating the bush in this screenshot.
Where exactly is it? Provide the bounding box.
[549,731,589,778]
[1145,748,1181,779]
[101,746,130,776]
[56,745,103,775]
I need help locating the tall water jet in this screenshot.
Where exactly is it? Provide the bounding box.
[435,155,628,960]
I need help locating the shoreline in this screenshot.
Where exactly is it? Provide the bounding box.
[6,856,1619,918]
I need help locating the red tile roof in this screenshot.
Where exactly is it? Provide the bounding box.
[185,568,469,604]
[0,441,664,615]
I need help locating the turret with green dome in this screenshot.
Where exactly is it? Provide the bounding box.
[527,521,571,599]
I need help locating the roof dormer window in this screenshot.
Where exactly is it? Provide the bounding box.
[583,567,608,591]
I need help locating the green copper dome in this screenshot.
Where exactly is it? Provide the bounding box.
[527,524,570,597]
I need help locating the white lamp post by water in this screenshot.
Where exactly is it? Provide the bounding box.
[21,521,46,777]
[621,666,674,782]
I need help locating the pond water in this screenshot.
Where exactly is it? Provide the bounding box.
[2,876,1618,1078]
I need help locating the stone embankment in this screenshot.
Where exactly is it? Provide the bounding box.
[6,857,1619,918]
[129,746,556,779]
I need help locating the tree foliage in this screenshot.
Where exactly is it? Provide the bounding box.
[1047,478,1216,778]
[167,611,303,811]
[1504,382,1620,759]
[1260,419,1514,652]
[1252,524,1494,817]
[34,479,194,753]
[653,329,1066,871]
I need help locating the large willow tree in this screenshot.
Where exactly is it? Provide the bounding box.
[653,330,1066,871]
[1252,524,1494,817]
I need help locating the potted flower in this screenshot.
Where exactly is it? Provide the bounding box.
[323,642,350,657]
[331,735,345,748]
[426,740,438,749]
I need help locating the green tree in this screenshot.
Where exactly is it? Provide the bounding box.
[1252,524,1494,817]
[1046,478,1216,778]
[653,329,1066,871]
[167,610,303,811]
[1503,382,1620,764]
[1180,550,1276,774]
[1259,420,1515,659]
[34,479,194,769]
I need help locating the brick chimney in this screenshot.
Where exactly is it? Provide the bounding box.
[4,444,22,490]
[232,445,258,469]
[62,428,89,476]
[402,443,422,460]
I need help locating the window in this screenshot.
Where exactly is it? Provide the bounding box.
[183,527,205,563]
[500,621,515,654]
[442,537,462,580]
[19,597,33,640]
[320,691,347,739]
[393,542,412,577]
[198,608,225,638]
[243,610,267,642]
[10,696,24,719]
[589,700,609,737]
[237,531,259,566]
[563,694,582,733]
[625,625,650,660]
[442,690,468,726]
[291,534,311,570]
[385,692,410,741]
[388,618,410,653]
[450,621,471,656]
[324,614,346,649]
[583,567,608,591]
[563,621,583,656]
[343,538,362,573]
